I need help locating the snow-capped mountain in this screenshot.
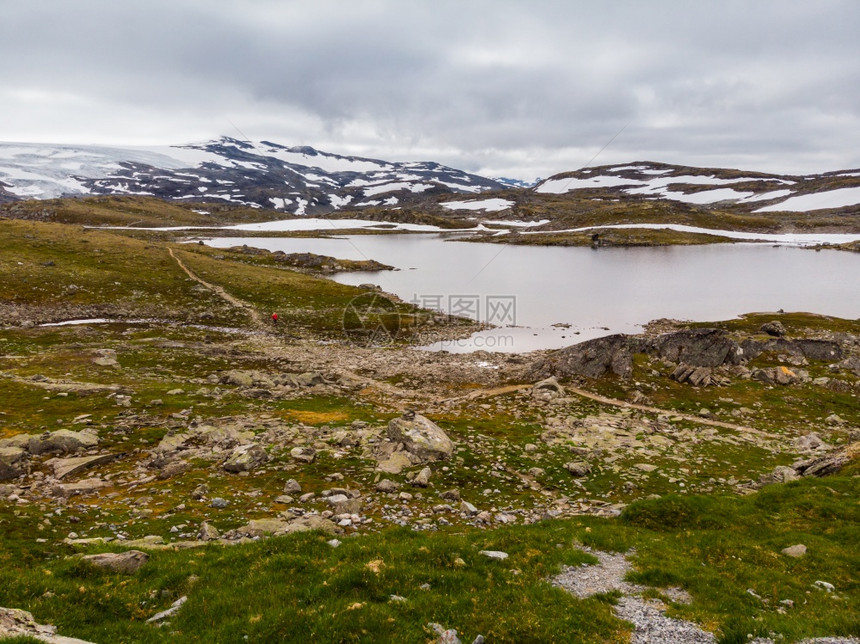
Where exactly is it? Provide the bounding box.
[0,137,504,214]
[535,161,860,213]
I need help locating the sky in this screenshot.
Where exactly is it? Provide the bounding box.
[1,0,859,182]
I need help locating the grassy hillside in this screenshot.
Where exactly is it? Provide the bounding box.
[0,196,286,228]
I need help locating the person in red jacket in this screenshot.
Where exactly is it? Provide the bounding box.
[271,312,278,325]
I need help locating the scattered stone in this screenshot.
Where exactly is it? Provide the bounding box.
[793,433,826,452]
[428,622,463,644]
[533,376,564,394]
[633,463,658,473]
[460,501,478,516]
[0,606,97,643]
[564,461,592,477]
[375,479,400,493]
[376,451,412,474]
[412,467,432,487]
[672,364,713,387]
[781,544,807,558]
[814,580,835,593]
[0,447,26,481]
[81,550,149,574]
[440,488,461,502]
[283,478,302,494]
[295,372,325,387]
[28,429,99,455]
[752,366,800,386]
[146,596,187,624]
[197,522,220,541]
[52,478,106,499]
[222,444,268,473]
[210,497,229,509]
[479,550,509,560]
[290,446,316,463]
[49,453,116,480]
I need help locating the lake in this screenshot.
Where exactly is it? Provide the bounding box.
[204,234,860,353]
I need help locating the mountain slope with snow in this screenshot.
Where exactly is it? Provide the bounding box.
[0,138,504,214]
[534,161,860,214]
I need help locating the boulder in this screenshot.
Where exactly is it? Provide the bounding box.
[295,372,325,387]
[236,515,339,537]
[565,461,592,477]
[387,413,454,461]
[375,479,399,493]
[28,429,99,455]
[794,445,855,477]
[781,544,807,558]
[793,433,826,452]
[52,478,106,499]
[283,478,302,494]
[671,364,713,387]
[532,376,565,394]
[376,451,413,474]
[197,522,220,541]
[290,446,316,463]
[652,328,742,368]
[527,334,637,380]
[0,606,97,644]
[49,453,116,480]
[412,467,432,488]
[761,465,801,485]
[222,444,268,473]
[81,550,148,574]
[760,321,787,337]
[752,366,800,385]
[0,447,26,481]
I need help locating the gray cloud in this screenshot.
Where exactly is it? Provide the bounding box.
[1,0,858,180]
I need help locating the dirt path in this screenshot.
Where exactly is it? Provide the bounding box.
[442,381,777,439]
[563,384,779,438]
[168,247,266,329]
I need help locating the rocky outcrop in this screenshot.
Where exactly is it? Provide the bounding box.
[0,447,27,481]
[527,325,853,382]
[222,444,268,473]
[0,606,96,644]
[28,429,99,455]
[651,328,742,367]
[527,334,639,380]
[387,413,454,461]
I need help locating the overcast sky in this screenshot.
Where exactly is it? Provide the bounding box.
[1,0,858,181]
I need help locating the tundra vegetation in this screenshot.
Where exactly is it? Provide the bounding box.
[0,203,857,643]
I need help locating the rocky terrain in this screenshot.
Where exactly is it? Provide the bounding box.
[0,215,857,642]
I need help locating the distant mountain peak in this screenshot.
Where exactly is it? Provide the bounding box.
[0,138,504,213]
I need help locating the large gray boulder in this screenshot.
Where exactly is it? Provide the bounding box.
[0,447,26,481]
[651,328,742,367]
[28,429,98,455]
[222,444,268,473]
[526,334,638,380]
[387,413,454,461]
[81,550,149,574]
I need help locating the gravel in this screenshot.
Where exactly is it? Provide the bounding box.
[552,549,858,644]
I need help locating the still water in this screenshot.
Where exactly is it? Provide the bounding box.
[205,234,859,353]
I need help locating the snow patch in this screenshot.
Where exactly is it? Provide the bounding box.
[442,198,514,212]
[752,187,860,212]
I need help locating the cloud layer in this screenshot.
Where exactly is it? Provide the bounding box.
[2,0,858,180]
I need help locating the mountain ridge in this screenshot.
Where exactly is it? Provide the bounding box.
[2,138,860,217]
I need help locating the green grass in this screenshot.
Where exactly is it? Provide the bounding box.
[0,475,857,643]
